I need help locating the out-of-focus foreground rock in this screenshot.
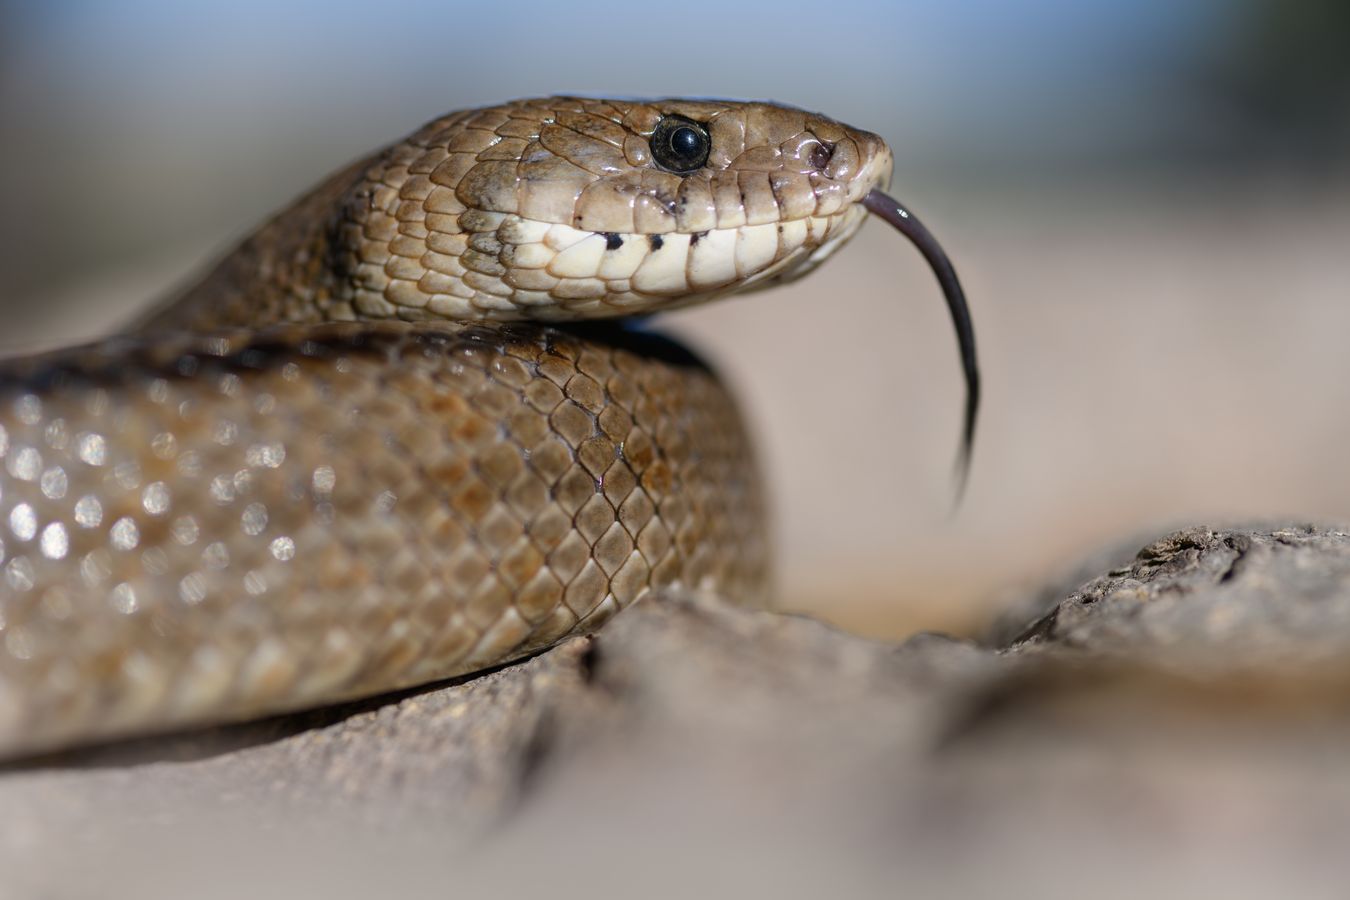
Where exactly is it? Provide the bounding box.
[6,523,1350,899]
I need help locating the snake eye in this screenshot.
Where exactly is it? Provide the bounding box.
[650,115,711,175]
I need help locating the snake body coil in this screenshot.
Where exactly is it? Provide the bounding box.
[0,97,974,757]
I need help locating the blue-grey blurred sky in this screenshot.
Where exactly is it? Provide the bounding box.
[4,0,1231,165]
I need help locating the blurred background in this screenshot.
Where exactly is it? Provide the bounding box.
[1,0,1346,638]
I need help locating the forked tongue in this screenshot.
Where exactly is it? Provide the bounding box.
[861,189,980,503]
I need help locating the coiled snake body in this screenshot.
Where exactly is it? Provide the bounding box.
[0,97,976,757]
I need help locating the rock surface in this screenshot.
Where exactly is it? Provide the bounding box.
[8,523,1350,899]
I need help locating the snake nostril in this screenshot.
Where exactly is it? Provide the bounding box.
[809,142,835,170]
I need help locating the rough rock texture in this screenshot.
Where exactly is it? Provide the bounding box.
[8,523,1350,899]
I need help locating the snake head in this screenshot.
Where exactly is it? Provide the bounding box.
[331,96,894,323]
[328,96,976,493]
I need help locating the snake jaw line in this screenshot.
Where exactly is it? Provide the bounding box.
[861,189,980,502]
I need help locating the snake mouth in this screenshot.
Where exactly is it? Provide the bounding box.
[861,190,980,499]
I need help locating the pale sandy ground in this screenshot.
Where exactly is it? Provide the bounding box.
[7,182,1349,639]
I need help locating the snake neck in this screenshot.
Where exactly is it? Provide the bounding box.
[136,155,378,334]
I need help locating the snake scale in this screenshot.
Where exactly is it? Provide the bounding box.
[0,97,977,758]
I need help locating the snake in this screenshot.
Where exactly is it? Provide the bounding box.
[0,97,978,758]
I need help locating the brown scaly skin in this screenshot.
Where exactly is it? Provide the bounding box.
[146,96,892,330]
[0,97,896,758]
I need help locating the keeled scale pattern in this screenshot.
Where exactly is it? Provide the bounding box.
[0,322,766,755]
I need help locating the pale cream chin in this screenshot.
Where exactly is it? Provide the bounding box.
[341,205,870,323]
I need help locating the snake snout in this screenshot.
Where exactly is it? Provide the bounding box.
[858,139,895,194]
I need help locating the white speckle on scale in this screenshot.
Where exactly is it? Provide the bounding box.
[312,465,336,494]
[241,502,269,536]
[15,394,42,425]
[74,495,103,528]
[142,482,172,516]
[9,504,37,541]
[202,541,230,571]
[110,517,141,551]
[40,522,68,560]
[40,467,68,500]
[246,441,285,468]
[8,446,41,481]
[110,582,138,614]
[77,433,107,466]
[270,536,296,561]
[179,572,207,605]
[5,557,35,592]
[172,515,200,546]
